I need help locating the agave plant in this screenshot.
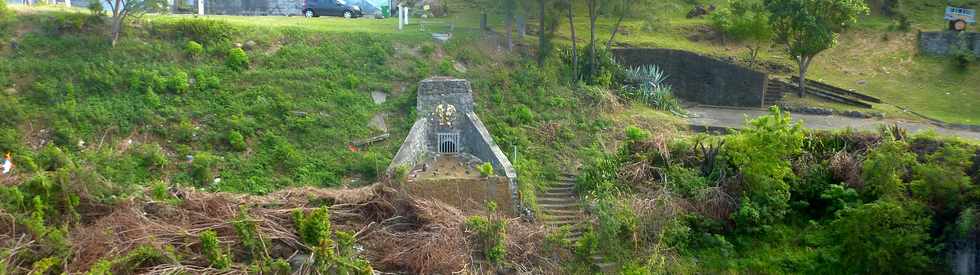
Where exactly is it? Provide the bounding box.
[622,65,686,116]
[624,65,669,91]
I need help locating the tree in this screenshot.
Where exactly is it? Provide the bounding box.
[605,0,653,48]
[586,0,601,76]
[503,0,516,50]
[711,0,773,67]
[560,0,578,79]
[106,0,166,46]
[764,0,868,97]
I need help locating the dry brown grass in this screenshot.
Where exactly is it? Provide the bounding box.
[830,151,865,190]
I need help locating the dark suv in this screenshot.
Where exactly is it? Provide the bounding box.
[303,0,363,18]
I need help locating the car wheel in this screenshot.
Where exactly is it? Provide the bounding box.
[344,11,353,18]
[304,10,314,18]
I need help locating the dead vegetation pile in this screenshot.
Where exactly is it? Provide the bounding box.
[3,183,550,274]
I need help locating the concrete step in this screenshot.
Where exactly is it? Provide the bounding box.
[537,191,575,199]
[537,197,579,204]
[541,208,583,215]
[539,203,580,211]
[541,214,581,222]
[544,219,581,226]
[545,186,575,193]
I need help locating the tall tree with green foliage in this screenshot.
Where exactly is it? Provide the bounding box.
[764,0,868,97]
[711,0,773,67]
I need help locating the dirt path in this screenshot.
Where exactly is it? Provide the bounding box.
[687,106,980,140]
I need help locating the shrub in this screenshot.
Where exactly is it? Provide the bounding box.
[861,139,915,201]
[293,207,373,274]
[168,70,190,94]
[227,48,250,71]
[190,152,217,186]
[135,143,168,170]
[952,32,976,68]
[477,163,494,177]
[234,206,266,262]
[159,19,233,46]
[725,106,804,232]
[228,131,246,151]
[625,126,650,143]
[200,229,230,269]
[507,105,534,125]
[465,201,507,265]
[185,40,204,57]
[830,200,935,274]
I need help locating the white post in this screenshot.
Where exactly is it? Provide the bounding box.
[397,5,403,30]
[65,0,71,8]
[198,0,204,16]
[404,7,409,25]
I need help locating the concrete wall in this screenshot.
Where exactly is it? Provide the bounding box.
[387,119,430,171]
[611,48,768,107]
[919,31,980,57]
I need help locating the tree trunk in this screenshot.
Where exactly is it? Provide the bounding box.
[480,12,488,30]
[587,0,597,78]
[606,13,626,48]
[506,11,514,51]
[797,56,810,97]
[538,0,546,65]
[517,15,526,38]
[110,0,124,47]
[566,0,578,80]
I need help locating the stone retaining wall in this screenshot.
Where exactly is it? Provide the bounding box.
[919,31,980,57]
[406,176,514,216]
[611,48,768,107]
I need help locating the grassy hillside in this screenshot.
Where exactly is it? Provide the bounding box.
[538,0,980,125]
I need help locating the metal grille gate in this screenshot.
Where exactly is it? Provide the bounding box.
[437,132,459,154]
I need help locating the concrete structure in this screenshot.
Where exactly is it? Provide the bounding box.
[389,78,519,214]
[919,31,980,57]
[611,48,770,108]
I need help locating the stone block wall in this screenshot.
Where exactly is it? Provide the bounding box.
[611,48,768,107]
[417,77,475,114]
[919,31,980,57]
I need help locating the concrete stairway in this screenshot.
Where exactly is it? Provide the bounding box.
[537,173,617,273]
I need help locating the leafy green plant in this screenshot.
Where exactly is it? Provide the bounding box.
[477,163,494,177]
[710,0,773,66]
[293,207,373,274]
[234,206,267,263]
[185,40,204,57]
[861,139,915,201]
[830,200,935,274]
[200,229,231,269]
[951,32,976,69]
[465,201,507,266]
[726,106,804,232]
[228,131,246,152]
[227,48,250,71]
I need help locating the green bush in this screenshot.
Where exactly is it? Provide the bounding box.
[228,131,246,151]
[190,152,217,186]
[200,229,231,269]
[158,19,233,46]
[185,40,204,57]
[507,105,534,125]
[861,139,915,201]
[830,200,935,274]
[726,106,804,232]
[227,48,250,71]
[625,126,650,143]
[168,70,190,94]
[465,201,507,265]
[477,163,494,177]
[87,1,106,17]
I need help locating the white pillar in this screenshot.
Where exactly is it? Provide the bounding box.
[404,7,409,25]
[198,0,204,16]
[397,5,403,30]
[65,0,71,8]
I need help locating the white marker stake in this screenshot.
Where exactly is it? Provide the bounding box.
[404,7,409,25]
[65,0,71,8]
[398,5,403,30]
[198,0,204,16]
